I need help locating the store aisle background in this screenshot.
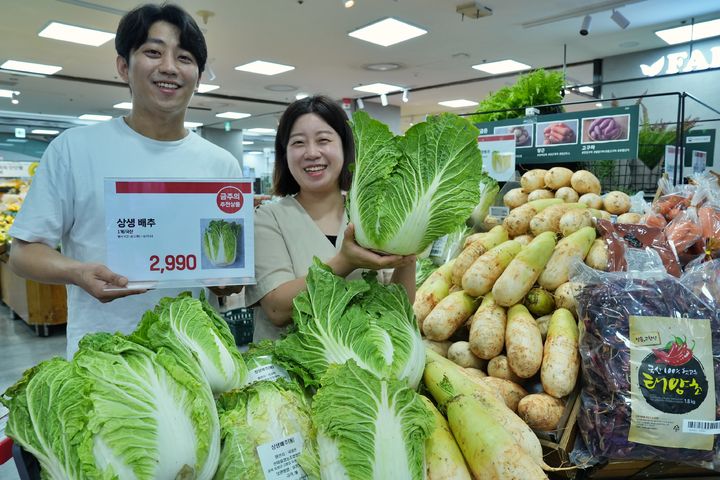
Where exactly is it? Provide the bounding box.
[1,305,65,480]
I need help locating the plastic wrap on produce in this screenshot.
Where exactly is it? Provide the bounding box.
[571,251,720,468]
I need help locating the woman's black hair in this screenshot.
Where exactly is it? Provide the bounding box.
[115,3,207,74]
[273,95,355,196]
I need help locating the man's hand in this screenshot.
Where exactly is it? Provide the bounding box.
[74,263,146,303]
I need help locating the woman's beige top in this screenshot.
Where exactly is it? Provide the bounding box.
[245,196,363,341]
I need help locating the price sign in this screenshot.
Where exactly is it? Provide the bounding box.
[477,134,516,181]
[104,178,255,289]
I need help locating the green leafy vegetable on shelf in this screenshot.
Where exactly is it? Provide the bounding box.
[203,219,241,266]
[276,258,425,389]
[415,257,439,289]
[470,69,565,123]
[130,292,248,395]
[467,176,499,229]
[312,361,434,480]
[215,380,319,479]
[348,111,486,255]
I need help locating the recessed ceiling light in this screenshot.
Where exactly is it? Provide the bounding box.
[235,60,295,76]
[438,99,479,108]
[31,129,59,135]
[576,86,594,93]
[242,141,254,145]
[197,83,220,93]
[216,112,251,119]
[184,121,203,128]
[353,83,404,95]
[1,60,62,75]
[38,21,115,46]
[0,89,19,98]
[79,114,112,121]
[655,18,720,45]
[245,128,276,135]
[363,62,403,71]
[113,102,133,109]
[348,17,427,47]
[472,59,532,75]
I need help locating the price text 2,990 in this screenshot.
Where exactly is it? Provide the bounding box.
[149,254,197,273]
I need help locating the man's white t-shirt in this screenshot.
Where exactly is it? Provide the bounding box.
[10,117,242,357]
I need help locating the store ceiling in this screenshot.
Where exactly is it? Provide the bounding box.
[0,0,719,134]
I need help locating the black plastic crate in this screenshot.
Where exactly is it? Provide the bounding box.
[222,307,254,346]
[13,443,39,480]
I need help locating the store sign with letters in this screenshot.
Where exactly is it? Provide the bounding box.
[640,46,720,77]
[104,178,255,290]
[475,105,639,165]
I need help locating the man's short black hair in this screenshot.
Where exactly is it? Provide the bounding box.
[115,3,207,74]
[273,95,355,196]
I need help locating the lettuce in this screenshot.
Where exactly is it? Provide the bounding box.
[348,111,486,255]
[312,361,433,480]
[275,259,424,389]
[131,293,248,395]
[203,220,241,266]
[214,380,319,479]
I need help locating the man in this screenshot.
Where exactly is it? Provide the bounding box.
[9,3,242,357]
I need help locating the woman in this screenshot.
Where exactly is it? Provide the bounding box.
[246,95,416,341]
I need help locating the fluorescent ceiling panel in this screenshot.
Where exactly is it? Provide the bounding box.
[38,21,115,46]
[245,128,276,135]
[216,112,251,119]
[113,102,132,109]
[472,59,532,75]
[1,60,62,75]
[197,83,219,93]
[0,89,19,98]
[577,86,594,93]
[655,18,720,45]
[242,141,254,145]
[234,60,294,76]
[438,99,479,108]
[353,82,404,95]
[184,121,203,128]
[31,129,59,135]
[348,17,427,47]
[78,114,112,121]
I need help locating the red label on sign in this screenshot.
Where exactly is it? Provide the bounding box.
[217,186,244,213]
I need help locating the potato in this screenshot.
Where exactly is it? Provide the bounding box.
[529,203,582,236]
[448,341,486,369]
[487,355,523,384]
[535,314,552,341]
[555,186,579,203]
[603,191,631,215]
[585,239,609,271]
[559,209,593,237]
[617,212,642,224]
[544,167,573,190]
[483,215,502,230]
[554,281,582,318]
[423,338,452,357]
[520,169,547,193]
[578,193,603,210]
[517,393,565,430]
[502,203,536,237]
[570,170,601,195]
[503,188,529,209]
[527,189,554,201]
[513,234,534,246]
[478,376,528,412]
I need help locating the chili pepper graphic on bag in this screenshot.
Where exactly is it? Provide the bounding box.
[653,336,695,366]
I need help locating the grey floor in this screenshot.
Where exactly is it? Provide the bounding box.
[0,304,65,480]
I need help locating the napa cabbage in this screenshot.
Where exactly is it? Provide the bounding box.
[203,220,241,266]
[275,258,425,389]
[214,379,319,479]
[1,333,221,480]
[348,111,486,255]
[131,293,247,395]
[312,361,433,480]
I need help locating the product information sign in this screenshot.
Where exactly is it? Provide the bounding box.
[474,105,640,165]
[664,145,684,178]
[104,178,255,290]
[477,134,516,181]
[0,161,36,178]
[684,129,715,170]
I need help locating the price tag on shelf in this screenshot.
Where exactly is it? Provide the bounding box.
[104,178,255,289]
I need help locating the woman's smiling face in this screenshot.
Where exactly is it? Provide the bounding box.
[286,113,345,194]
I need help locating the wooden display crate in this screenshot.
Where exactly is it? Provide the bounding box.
[0,258,66,336]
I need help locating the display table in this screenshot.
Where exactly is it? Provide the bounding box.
[0,254,67,336]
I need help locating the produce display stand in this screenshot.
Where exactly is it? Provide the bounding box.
[0,253,67,336]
